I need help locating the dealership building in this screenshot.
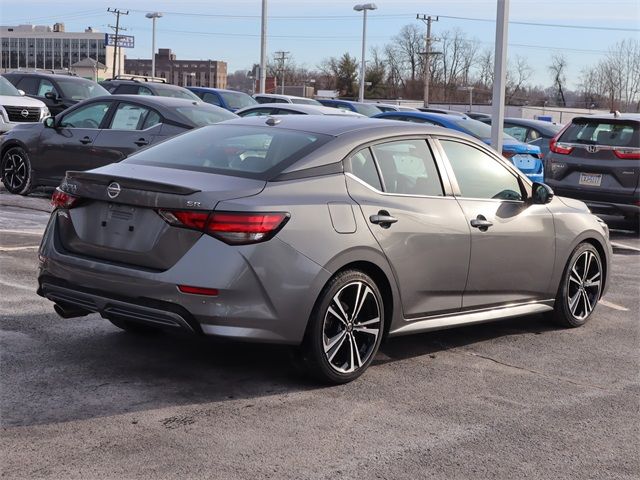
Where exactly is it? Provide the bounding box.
[0,24,124,79]
[125,49,227,89]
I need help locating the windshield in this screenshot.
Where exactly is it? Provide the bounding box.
[125,124,331,179]
[291,98,322,106]
[0,76,21,96]
[451,118,515,141]
[219,91,258,110]
[57,79,109,101]
[353,103,382,117]
[175,106,237,127]
[155,86,200,101]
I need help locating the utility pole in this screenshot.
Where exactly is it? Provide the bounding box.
[107,8,129,78]
[274,51,289,94]
[259,0,268,94]
[417,14,439,108]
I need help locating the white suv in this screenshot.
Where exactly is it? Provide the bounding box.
[0,75,49,133]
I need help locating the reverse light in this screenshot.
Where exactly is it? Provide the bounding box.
[613,148,640,160]
[51,188,79,209]
[157,210,290,245]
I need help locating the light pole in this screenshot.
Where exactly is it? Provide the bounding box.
[490,0,509,155]
[259,0,268,94]
[458,86,474,112]
[145,12,163,78]
[354,3,377,103]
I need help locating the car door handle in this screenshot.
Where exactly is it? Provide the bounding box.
[470,215,493,231]
[134,138,150,146]
[79,136,92,145]
[369,211,398,228]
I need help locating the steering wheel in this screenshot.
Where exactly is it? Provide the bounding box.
[81,118,99,128]
[492,189,522,201]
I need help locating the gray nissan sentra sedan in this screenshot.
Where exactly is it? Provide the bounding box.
[37,115,612,384]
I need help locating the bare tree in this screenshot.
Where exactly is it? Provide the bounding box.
[506,55,532,104]
[549,54,568,107]
[393,24,424,82]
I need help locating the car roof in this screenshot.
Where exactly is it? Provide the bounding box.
[236,103,362,116]
[254,93,309,100]
[187,87,246,94]
[4,71,93,82]
[376,110,466,123]
[91,94,205,107]
[571,113,640,122]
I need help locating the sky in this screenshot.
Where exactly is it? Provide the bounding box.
[1,0,639,89]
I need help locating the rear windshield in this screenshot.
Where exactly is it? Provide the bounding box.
[174,106,237,126]
[219,91,258,109]
[291,98,322,106]
[155,86,200,101]
[560,119,639,147]
[125,124,332,179]
[353,103,382,117]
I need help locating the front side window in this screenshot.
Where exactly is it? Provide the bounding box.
[238,108,274,117]
[15,77,39,95]
[110,103,154,130]
[59,102,111,128]
[37,79,57,97]
[371,140,443,196]
[174,106,237,126]
[203,92,222,106]
[504,124,527,142]
[440,140,523,201]
[352,103,381,117]
[219,91,258,109]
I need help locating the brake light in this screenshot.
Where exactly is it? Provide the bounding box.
[502,151,516,159]
[157,210,289,245]
[613,148,640,160]
[51,188,79,209]
[549,123,573,155]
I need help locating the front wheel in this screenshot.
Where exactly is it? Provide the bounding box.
[552,243,603,328]
[1,147,33,195]
[302,270,385,384]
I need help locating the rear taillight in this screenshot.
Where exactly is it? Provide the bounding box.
[549,137,574,155]
[157,210,290,245]
[613,148,640,160]
[502,151,516,159]
[51,188,79,209]
[178,285,219,296]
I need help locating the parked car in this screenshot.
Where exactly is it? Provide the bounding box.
[481,117,563,158]
[236,103,363,117]
[3,71,110,116]
[545,113,640,226]
[374,111,544,183]
[253,93,322,106]
[0,95,236,195]
[100,76,201,101]
[0,75,50,132]
[317,99,382,117]
[417,107,466,117]
[374,103,419,112]
[37,115,611,384]
[187,87,258,112]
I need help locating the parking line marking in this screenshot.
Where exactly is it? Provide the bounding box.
[599,299,629,311]
[0,230,44,236]
[611,242,640,252]
[0,245,39,252]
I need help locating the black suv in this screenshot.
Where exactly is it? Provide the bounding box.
[99,75,200,101]
[545,114,640,225]
[3,71,110,116]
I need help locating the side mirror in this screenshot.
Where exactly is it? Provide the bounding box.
[44,91,58,101]
[18,89,26,96]
[531,182,554,205]
[44,117,56,128]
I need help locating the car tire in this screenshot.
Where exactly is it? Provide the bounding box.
[302,269,385,384]
[1,146,33,195]
[108,317,160,335]
[552,242,603,328]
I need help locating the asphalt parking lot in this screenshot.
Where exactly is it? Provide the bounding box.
[1,187,638,480]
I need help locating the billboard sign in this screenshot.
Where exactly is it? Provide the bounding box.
[104,34,135,48]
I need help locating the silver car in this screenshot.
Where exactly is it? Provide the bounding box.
[37,116,612,384]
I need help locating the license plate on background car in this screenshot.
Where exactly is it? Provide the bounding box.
[512,154,535,170]
[579,173,602,186]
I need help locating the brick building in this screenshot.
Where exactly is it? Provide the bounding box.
[125,49,227,89]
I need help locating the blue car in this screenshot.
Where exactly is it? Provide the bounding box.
[187,87,258,112]
[374,111,544,183]
[317,99,382,117]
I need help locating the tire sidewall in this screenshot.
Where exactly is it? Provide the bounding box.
[557,243,602,327]
[1,147,32,195]
[306,270,385,384]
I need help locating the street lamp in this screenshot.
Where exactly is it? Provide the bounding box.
[354,3,377,103]
[145,12,163,78]
[458,86,474,112]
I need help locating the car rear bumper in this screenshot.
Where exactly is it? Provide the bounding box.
[547,183,640,217]
[37,212,330,344]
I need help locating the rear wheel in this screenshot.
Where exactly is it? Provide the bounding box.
[302,270,384,384]
[552,243,603,328]
[1,147,33,195]
[108,317,160,335]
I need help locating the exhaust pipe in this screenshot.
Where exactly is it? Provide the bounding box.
[53,303,90,319]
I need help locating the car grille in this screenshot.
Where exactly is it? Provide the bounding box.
[3,105,41,123]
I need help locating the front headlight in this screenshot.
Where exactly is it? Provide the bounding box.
[41,107,51,120]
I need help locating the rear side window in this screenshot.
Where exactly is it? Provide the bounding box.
[174,106,237,126]
[15,77,39,95]
[349,148,382,191]
[560,119,639,147]
[203,92,222,106]
[110,103,154,130]
[114,84,140,95]
[125,125,332,179]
